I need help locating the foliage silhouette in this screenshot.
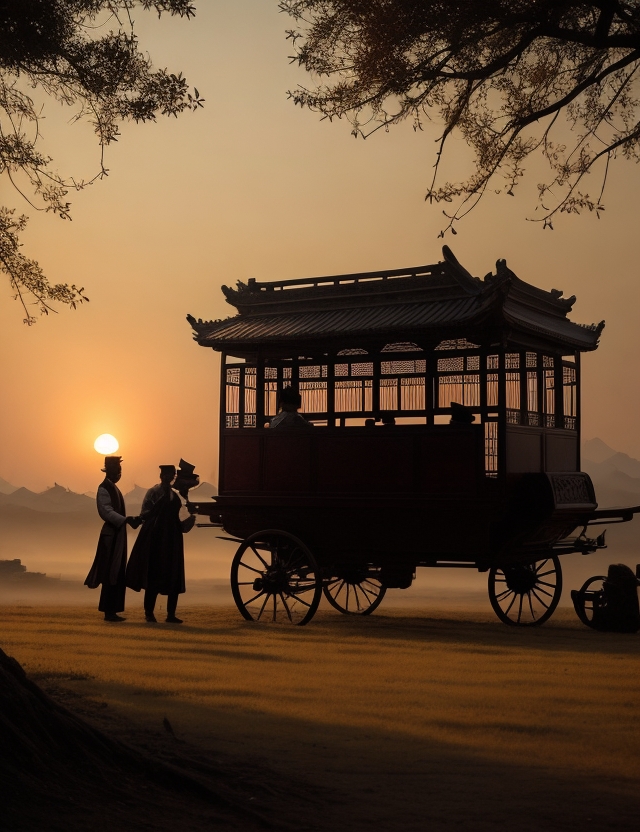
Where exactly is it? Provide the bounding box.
[0,0,203,323]
[281,0,640,233]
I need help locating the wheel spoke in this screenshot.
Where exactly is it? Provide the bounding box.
[239,562,264,575]
[250,545,269,569]
[536,569,557,578]
[516,594,524,624]
[536,579,557,589]
[531,587,550,609]
[353,585,363,612]
[256,592,270,621]
[527,592,536,620]
[287,592,312,608]
[495,588,513,602]
[243,589,266,607]
[504,592,518,615]
[359,584,376,602]
[533,585,553,599]
[279,592,293,622]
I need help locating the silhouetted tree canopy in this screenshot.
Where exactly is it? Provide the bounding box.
[0,0,203,323]
[281,0,640,233]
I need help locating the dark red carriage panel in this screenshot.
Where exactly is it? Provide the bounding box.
[316,435,413,493]
[418,429,479,494]
[222,434,261,492]
[545,431,578,472]
[263,434,313,493]
[506,426,543,473]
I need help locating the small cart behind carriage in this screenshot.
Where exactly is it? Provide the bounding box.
[186,247,639,626]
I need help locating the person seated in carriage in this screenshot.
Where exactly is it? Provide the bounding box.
[269,386,314,431]
[449,402,475,425]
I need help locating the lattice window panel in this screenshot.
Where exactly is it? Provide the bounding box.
[527,371,538,413]
[400,377,426,410]
[264,381,278,416]
[544,370,555,415]
[435,339,480,351]
[437,356,464,373]
[563,366,577,419]
[226,368,240,417]
[300,381,327,413]
[381,342,423,352]
[299,365,327,379]
[543,355,555,367]
[485,422,498,477]
[335,380,372,412]
[382,359,426,375]
[486,373,499,407]
[505,353,520,369]
[487,355,499,370]
[379,378,398,411]
[506,372,520,410]
[526,352,537,368]
[334,363,349,377]
[506,409,521,424]
[264,367,278,379]
[351,362,374,377]
[438,374,480,408]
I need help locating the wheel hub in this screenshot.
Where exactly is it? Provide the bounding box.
[504,564,537,595]
[253,566,290,594]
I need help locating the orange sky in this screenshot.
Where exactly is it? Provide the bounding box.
[1,2,639,494]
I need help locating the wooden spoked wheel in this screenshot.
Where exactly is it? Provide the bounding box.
[323,566,386,615]
[488,556,562,626]
[571,576,607,629]
[230,530,322,626]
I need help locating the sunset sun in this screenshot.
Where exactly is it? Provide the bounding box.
[94,434,119,455]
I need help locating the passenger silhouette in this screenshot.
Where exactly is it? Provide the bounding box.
[85,456,140,622]
[269,386,314,430]
[126,463,195,623]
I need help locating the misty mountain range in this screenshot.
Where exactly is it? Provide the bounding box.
[0,481,218,514]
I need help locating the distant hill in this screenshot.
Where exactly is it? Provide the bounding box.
[0,484,95,514]
[582,439,640,508]
[0,476,18,495]
[122,484,150,513]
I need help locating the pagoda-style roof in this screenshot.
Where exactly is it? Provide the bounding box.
[187,247,604,358]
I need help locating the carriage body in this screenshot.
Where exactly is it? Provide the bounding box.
[187,248,635,625]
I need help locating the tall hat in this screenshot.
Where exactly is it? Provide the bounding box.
[159,464,177,474]
[102,456,122,472]
[172,459,200,497]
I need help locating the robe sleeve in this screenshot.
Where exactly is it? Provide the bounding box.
[139,485,163,520]
[97,486,126,528]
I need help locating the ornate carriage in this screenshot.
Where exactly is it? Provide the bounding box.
[186,247,638,626]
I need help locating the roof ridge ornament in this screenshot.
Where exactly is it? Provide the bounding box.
[441,246,482,295]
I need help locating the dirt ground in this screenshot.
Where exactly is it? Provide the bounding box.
[2,603,640,831]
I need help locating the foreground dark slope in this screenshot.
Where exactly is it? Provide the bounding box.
[0,648,267,832]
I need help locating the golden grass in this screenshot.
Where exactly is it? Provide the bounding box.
[1,607,640,778]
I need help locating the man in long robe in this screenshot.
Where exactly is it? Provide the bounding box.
[85,456,139,621]
[126,464,195,623]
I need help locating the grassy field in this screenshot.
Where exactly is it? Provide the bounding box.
[2,603,639,831]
